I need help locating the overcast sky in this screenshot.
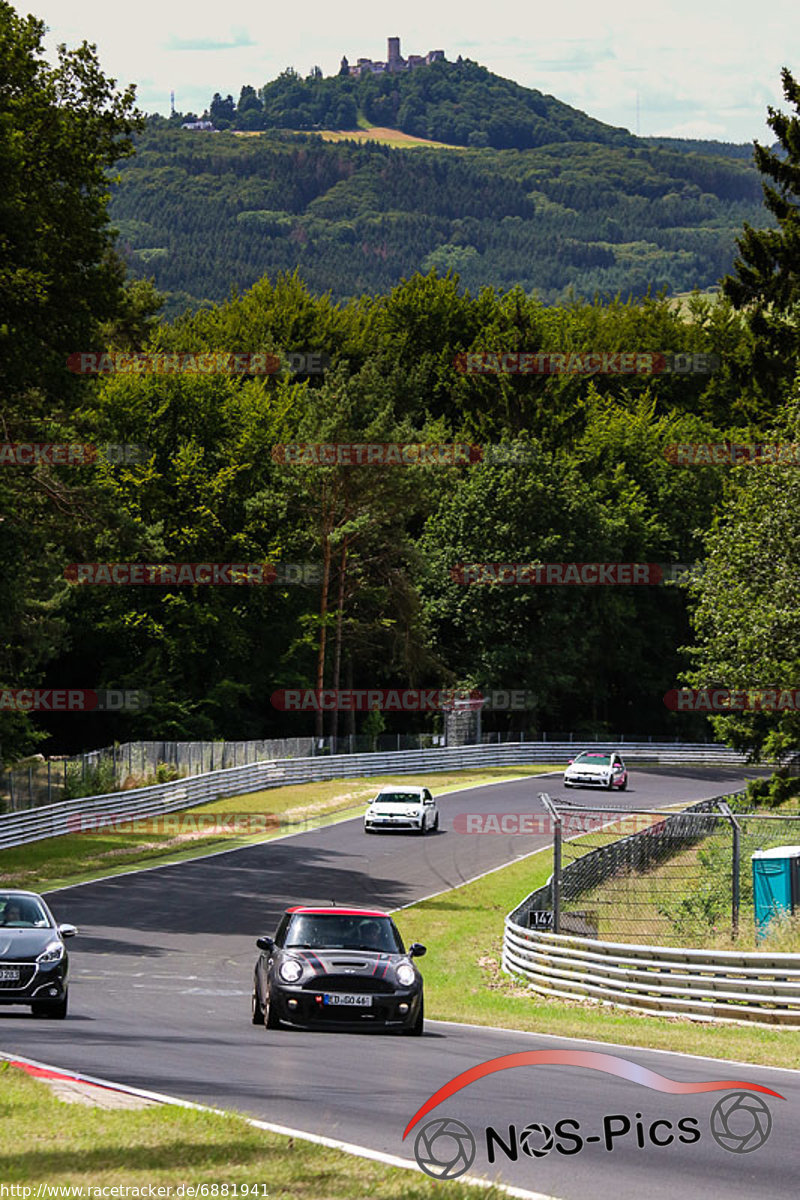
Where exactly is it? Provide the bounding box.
[30,0,797,143]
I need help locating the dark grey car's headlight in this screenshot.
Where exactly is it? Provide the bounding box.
[37,941,64,964]
[396,962,416,987]
[279,958,303,983]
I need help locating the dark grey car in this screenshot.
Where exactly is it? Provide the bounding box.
[0,890,77,1018]
[252,906,425,1034]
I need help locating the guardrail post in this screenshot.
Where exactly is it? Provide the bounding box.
[540,792,561,933]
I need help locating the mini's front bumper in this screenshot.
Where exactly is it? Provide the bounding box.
[270,981,422,1029]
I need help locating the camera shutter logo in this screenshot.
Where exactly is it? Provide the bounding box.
[520,1122,554,1158]
[413,1117,476,1179]
[709,1092,772,1153]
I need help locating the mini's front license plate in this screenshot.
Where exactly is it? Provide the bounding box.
[323,993,372,1007]
[0,968,20,981]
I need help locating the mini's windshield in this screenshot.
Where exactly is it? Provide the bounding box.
[284,913,403,953]
[0,896,50,928]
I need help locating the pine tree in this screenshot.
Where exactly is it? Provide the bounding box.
[721,68,800,395]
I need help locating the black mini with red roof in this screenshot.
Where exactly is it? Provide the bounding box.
[252,905,426,1034]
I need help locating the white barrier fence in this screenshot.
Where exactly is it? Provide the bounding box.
[0,740,749,853]
[502,923,800,1025]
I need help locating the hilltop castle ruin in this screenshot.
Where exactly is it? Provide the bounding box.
[340,37,444,78]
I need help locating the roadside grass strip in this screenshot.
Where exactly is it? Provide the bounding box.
[0,1059,551,1200]
[392,811,800,1070]
[0,767,560,892]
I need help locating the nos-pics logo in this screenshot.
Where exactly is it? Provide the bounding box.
[403,1051,783,1181]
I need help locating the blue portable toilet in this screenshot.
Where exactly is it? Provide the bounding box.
[751,846,800,936]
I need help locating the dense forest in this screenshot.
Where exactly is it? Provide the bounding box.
[111,128,768,315]
[3,2,799,769]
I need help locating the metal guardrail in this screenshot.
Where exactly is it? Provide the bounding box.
[502,925,800,1025]
[0,732,740,812]
[0,740,749,853]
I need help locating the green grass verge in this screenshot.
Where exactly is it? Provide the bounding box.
[392,841,800,1070]
[0,1064,506,1197]
[0,766,560,892]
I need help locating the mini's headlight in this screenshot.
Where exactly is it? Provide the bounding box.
[396,962,416,987]
[279,958,303,983]
[37,941,64,964]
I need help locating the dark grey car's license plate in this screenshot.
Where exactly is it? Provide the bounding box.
[323,993,372,1006]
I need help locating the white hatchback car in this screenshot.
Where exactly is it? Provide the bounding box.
[563,751,628,791]
[364,786,439,835]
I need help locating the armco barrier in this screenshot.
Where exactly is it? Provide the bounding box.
[502,924,800,1025]
[0,741,748,852]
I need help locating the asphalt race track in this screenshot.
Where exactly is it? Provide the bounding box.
[2,766,796,1199]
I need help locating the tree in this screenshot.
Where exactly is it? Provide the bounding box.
[238,85,262,113]
[0,1,141,408]
[721,68,800,399]
[0,1,141,762]
[209,93,235,125]
[683,384,800,763]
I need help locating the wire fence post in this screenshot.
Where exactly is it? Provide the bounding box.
[540,792,561,933]
[718,801,741,940]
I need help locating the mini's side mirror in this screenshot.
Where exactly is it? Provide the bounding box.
[256,936,274,952]
[58,924,78,938]
[409,943,426,958]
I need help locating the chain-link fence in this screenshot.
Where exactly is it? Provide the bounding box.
[523,793,800,947]
[0,757,71,812]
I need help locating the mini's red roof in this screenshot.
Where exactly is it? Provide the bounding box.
[286,905,389,917]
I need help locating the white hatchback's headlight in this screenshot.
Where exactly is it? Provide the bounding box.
[37,941,64,964]
[279,959,303,983]
[406,807,420,816]
[396,962,416,987]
